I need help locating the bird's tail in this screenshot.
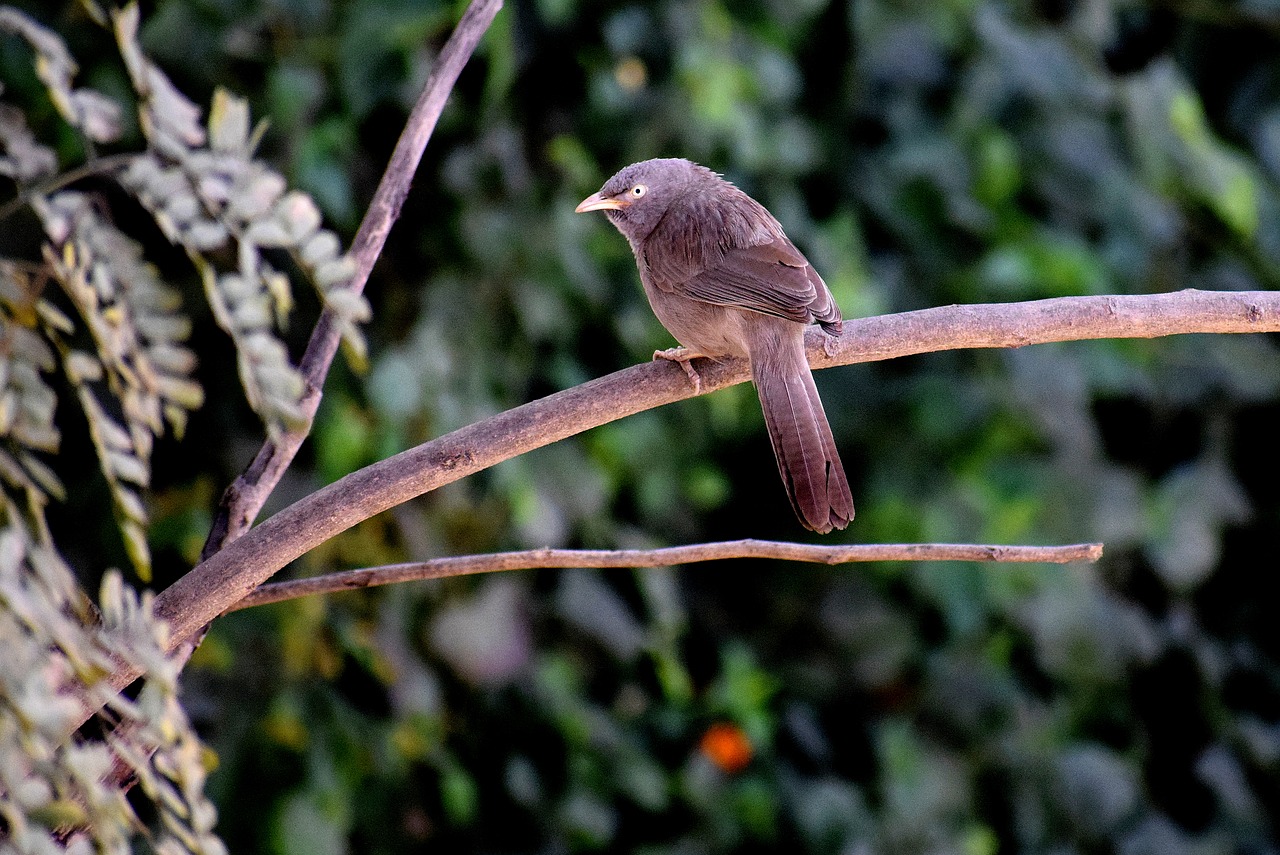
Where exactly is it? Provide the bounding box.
[749,326,854,533]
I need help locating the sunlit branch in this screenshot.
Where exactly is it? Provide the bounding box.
[133,287,1280,666]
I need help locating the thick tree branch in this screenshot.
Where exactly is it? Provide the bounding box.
[200,0,503,559]
[812,289,1279,368]
[231,541,1105,611]
[137,288,1280,663]
[47,285,1259,709]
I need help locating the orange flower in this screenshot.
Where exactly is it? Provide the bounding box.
[699,722,753,774]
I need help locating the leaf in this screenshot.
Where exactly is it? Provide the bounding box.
[300,231,340,266]
[208,88,250,154]
[113,4,205,150]
[64,350,103,384]
[0,8,122,143]
[120,519,151,583]
[0,104,58,181]
[17,451,63,502]
[276,191,322,242]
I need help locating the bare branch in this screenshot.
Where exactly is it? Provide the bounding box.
[200,0,504,559]
[136,288,1280,662]
[44,285,1260,715]
[812,289,1280,368]
[231,540,1105,611]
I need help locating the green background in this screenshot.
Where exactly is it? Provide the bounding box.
[4,0,1280,852]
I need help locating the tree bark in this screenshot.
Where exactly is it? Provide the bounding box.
[140,288,1280,663]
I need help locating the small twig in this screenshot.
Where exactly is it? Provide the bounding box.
[0,152,136,222]
[231,541,1104,611]
[199,0,504,560]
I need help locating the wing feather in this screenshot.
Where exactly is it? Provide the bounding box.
[640,186,838,325]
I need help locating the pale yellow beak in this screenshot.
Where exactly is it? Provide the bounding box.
[575,191,627,213]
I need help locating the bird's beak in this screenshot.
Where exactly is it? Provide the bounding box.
[575,192,627,213]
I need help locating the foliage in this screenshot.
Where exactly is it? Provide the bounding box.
[1,1,366,850]
[4,0,1280,854]
[0,506,222,854]
[1,1,368,574]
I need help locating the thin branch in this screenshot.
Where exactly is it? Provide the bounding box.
[0,152,136,223]
[199,0,504,560]
[137,288,1280,661]
[231,541,1105,611]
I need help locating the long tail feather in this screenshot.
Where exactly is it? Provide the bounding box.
[750,328,853,533]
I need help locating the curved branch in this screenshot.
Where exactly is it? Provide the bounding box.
[148,288,1280,650]
[119,288,1276,683]
[231,541,1104,611]
[199,0,504,558]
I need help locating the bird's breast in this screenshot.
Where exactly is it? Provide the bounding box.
[639,275,751,358]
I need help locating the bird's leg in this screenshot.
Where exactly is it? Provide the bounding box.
[653,346,705,394]
[819,320,843,359]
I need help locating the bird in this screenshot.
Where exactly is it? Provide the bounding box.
[575,158,854,533]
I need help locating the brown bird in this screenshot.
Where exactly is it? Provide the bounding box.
[576,158,854,533]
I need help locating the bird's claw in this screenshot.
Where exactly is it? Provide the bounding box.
[653,346,704,394]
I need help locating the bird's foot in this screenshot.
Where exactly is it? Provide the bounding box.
[819,320,843,358]
[653,346,704,394]
[822,334,839,359]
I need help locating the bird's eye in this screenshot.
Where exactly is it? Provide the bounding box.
[631,184,647,198]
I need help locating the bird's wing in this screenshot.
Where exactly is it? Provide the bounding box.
[642,193,832,324]
[679,239,821,323]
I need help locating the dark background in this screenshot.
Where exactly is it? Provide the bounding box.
[3,0,1279,852]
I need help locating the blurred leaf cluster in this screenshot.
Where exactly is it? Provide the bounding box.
[2,1,370,849]
[0,515,223,854]
[5,0,1280,852]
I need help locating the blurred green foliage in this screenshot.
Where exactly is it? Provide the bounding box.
[6,0,1280,852]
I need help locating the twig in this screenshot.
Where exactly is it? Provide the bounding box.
[199,0,504,560]
[133,287,1280,663]
[0,152,136,223]
[230,541,1105,611]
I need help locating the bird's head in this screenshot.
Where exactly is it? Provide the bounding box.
[575,158,710,241]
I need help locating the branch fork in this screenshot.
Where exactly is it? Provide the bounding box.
[64,0,1280,731]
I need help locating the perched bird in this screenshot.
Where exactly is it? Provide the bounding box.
[576,158,854,533]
